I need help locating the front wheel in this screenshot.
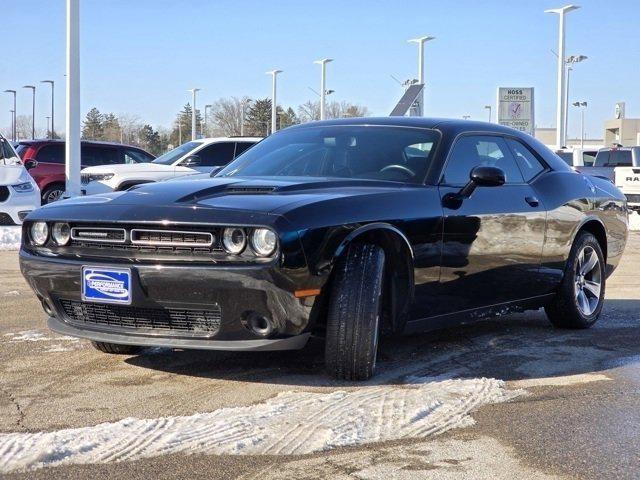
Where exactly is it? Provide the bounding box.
[325,243,385,381]
[41,184,65,204]
[545,232,605,329]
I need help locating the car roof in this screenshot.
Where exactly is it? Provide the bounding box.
[197,137,263,144]
[16,139,149,150]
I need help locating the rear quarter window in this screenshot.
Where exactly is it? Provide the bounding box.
[35,144,65,164]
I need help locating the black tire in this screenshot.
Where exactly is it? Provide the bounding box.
[545,232,605,329]
[91,341,141,355]
[325,243,385,381]
[41,183,65,204]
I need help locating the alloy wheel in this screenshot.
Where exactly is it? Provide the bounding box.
[46,189,64,203]
[574,245,602,316]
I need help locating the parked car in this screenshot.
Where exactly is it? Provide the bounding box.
[20,118,627,380]
[609,146,640,211]
[0,135,40,225]
[80,137,261,194]
[575,146,640,182]
[15,140,155,204]
[553,148,598,167]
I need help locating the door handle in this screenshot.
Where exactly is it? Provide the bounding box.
[525,196,539,207]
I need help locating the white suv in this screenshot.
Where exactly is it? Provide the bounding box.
[81,137,260,194]
[0,135,40,225]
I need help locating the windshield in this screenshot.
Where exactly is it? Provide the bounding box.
[152,141,201,165]
[217,126,439,183]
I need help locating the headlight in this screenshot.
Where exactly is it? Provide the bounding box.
[52,223,71,245]
[89,173,114,182]
[11,182,34,193]
[250,228,277,257]
[30,222,48,246]
[222,227,247,254]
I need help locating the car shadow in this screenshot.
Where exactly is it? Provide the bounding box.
[124,298,640,387]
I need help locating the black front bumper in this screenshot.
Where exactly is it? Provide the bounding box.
[20,250,315,351]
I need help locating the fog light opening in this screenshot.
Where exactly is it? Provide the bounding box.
[243,312,275,337]
[41,299,55,318]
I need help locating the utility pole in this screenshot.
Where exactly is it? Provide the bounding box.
[4,90,16,141]
[22,85,36,139]
[188,88,200,141]
[65,0,81,198]
[484,105,492,122]
[545,5,580,149]
[314,59,333,120]
[266,70,282,134]
[41,80,55,138]
[408,36,435,116]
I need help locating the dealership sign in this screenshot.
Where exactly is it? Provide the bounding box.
[497,87,535,135]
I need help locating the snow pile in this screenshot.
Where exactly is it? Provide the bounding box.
[629,212,640,231]
[0,226,21,251]
[0,376,522,473]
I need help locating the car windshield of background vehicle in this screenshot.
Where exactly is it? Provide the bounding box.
[217,126,439,184]
[152,141,201,165]
[1,139,20,165]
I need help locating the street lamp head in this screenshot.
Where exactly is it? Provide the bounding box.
[325,89,335,95]
[314,58,333,65]
[4,89,16,94]
[266,70,283,76]
[22,85,36,90]
[484,105,491,109]
[544,4,580,14]
[187,88,201,93]
[40,80,54,85]
[408,35,435,44]
[567,54,588,63]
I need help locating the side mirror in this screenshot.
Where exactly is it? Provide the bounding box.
[180,155,201,167]
[24,159,38,170]
[444,165,506,209]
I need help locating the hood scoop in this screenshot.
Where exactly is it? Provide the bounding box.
[224,186,277,194]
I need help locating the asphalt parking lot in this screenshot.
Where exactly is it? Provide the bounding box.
[1,234,639,479]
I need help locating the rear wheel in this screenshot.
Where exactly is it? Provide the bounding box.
[91,341,141,355]
[325,243,385,381]
[545,232,605,329]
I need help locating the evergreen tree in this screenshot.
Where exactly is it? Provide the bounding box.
[82,107,104,140]
[170,103,203,146]
[246,98,272,136]
[139,124,162,155]
[102,113,121,142]
[278,107,299,130]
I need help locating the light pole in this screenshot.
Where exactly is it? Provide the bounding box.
[204,104,212,137]
[46,116,50,138]
[314,59,332,120]
[545,5,580,149]
[408,36,435,116]
[563,54,587,146]
[188,88,200,140]
[240,98,251,136]
[66,0,81,197]
[484,105,492,122]
[22,85,36,139]
[9,110,15,140]
[3,90,16,141]
[266,70,282,134]
[41,80,55,138]
[572,101,587,149]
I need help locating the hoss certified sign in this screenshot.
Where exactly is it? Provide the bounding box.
[497,87,535,135]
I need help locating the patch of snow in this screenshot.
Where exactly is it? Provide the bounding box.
[511,373,610,388]
[3,290,20,296]
[629,212,640,231]
[0,226,21,251]
[0,376,522,473]
[4,330,79,343]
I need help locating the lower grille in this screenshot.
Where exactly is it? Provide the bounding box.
[625,194,640,204]
[0,213,15,225]
[0,186,9,202]
[59,299,221,336]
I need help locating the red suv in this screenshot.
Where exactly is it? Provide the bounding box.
[15,140,155,204]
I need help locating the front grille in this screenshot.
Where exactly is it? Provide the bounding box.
[0,186,9,202]
[0,213,15,225]
[81,173,90,185]
[131,229,213,247]
[625,194,640,204]
[60,299,221,336]
[71,227,126,243]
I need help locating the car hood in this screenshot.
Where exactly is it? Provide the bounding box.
[0,165,29,186]
[81,163,195,174]
[33,176,417,223]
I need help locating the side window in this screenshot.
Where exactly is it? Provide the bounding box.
[594,151,610,167]
[124,149,152,164]
[35,144,65,164]
[196,142,236,167]
[610,150,632,166]
[234,142,254,158]
[582,153,596,166]
[442,135,524,185]
[81,146,123,167]
[506,138,545,182]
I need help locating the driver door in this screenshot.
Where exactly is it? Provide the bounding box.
[435,134,546,315]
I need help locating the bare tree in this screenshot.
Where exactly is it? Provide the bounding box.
[297,100,320,123]
[118,113,143,145]
[15,115,46,140]
[326,101,370,119]
[209,96,249,136]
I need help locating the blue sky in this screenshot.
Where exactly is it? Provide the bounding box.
[3,0,639,139]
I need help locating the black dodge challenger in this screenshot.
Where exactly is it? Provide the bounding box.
[20,118,628,380]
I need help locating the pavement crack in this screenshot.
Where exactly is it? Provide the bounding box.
[0,386,26,431]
